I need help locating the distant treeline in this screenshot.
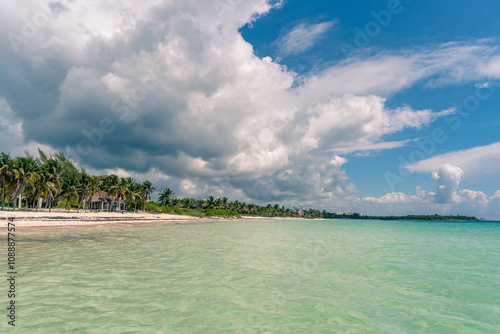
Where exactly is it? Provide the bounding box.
[322,212,480,221]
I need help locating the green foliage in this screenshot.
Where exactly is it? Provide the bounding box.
[321,212,480,221]
[145,202,165,213]
[203,209,233,217]
[145,202,236,218]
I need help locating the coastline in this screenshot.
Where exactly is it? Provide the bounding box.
[0,210,300,232]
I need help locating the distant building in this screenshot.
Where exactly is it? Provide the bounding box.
[89,191,125,212]
[298,209,304,217]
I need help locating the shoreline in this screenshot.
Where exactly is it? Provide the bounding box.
[0,210,301,232]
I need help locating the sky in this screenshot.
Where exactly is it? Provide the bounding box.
[1,0,499,219]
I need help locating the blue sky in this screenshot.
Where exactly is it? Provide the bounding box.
[241,0,500,207]
[1,0,499,218]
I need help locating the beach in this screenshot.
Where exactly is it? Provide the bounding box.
[0,209,296,231]
[0,209,223,231]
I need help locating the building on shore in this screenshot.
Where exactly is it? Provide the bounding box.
[89,191,125,212]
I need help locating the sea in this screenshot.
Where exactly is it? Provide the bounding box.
[7,219,500,333]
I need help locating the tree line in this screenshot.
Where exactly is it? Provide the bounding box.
[0,150,154,212]
[0,150,314,217]
[321,212,480,221]
[152,190,323,218]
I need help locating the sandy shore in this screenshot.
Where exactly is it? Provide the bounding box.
[0,209,224,231]
[0,209,294,231]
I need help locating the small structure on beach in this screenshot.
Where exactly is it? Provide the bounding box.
[298,209,304,218]
[89,191,125,212]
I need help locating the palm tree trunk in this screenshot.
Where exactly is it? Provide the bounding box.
[1,174,5,211]
[49,197,52,213]
[68,195,71,213]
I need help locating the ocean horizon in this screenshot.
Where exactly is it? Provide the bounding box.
[7,219,500,333]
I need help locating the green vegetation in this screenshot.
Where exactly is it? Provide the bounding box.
[145,197,316,218]
[0,150,312,217]
[0,150,153,212]
[322,212,480,221]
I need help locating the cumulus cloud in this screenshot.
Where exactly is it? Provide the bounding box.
[366,163,466,206]
[408,142,500,183]
[364,192,420,204]
[276,21,335,56]
[363,164,500,219]
[432,163,464,203]
[1,0,500,213]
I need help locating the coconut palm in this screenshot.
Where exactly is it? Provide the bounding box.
[87,176,102,211]
[77,172,93,213]
[130,184,144,212]
[10,156,38,211]
[31,169,47,211]
[39,174,58,212]
[103,175,119,211]
[205,196,215,209]
[109,178,128,211]
[44,157,64,212]
[142,180,154,210]
[158,188,175,206]
[61,175,80,212]
[122,177,136,210]
[0,153,12,211]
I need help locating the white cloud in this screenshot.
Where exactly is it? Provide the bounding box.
[432,164,464,203]
[330,155,347,168]
[362,165,500,219]
[298,42,500,99]
[364,192,421,204]
[408,142,500,182]
[276,21,335,56]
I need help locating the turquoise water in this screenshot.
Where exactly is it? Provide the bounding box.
[6,220,500,333]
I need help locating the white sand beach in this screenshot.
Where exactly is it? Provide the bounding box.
[0,210,298,231]
[0,209,210,231]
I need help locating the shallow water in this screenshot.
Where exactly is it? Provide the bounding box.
[6,220,500,333]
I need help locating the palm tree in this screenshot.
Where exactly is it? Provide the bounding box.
[221,197,228,209]
[61,175,80,213]
[0,153,12,211]
[142,180,155,211]
[103,175,119,211]
[123,177,136,211]
[45,157,64,212]
[205,196,215,209]
[158,188,174,206]
[77,172,92,213]
[131,184,144,212]
[87,176,102,211]
[31,170,46,211]
[23,170,40,211]
[10,156,38,211]
[109,178,128,212]
[39,174,58,212]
